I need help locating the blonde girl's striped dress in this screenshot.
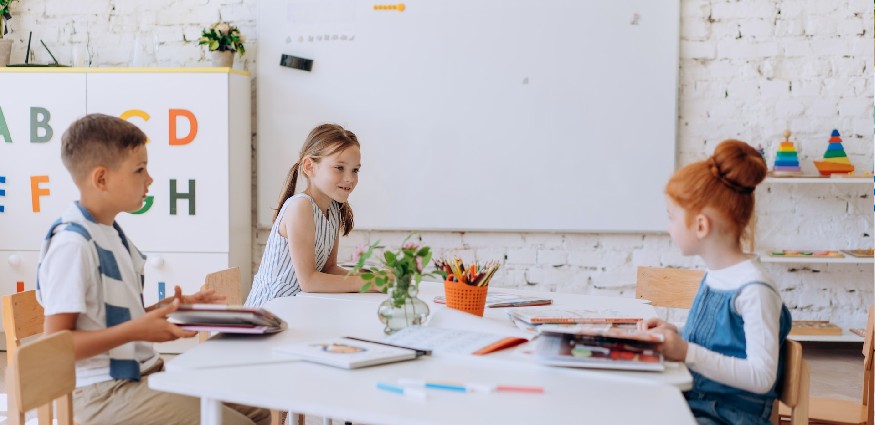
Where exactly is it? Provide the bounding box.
[244,194,340,307]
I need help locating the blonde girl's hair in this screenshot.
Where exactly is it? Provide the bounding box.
[665,139,767,251]
[274,123,360,236]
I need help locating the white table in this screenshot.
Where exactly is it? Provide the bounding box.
[150,284,695,424]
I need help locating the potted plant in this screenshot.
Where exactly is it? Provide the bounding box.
[0,0,18,66]
[198,22,245,67]
[351,235,444,334]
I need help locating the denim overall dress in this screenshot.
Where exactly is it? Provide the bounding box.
[682,277,792,425]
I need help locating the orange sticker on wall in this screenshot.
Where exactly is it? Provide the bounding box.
[373,3,405,11]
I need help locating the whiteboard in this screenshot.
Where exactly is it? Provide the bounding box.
[257,0,678,232]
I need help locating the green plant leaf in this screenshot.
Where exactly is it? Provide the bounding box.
[360,272,374,281]
[360,282,372,293]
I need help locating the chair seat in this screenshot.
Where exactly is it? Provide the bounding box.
[779,397,867,424]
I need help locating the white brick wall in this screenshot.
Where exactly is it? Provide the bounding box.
[7,0,872,329]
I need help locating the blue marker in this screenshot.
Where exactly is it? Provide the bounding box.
[158,281,166,301]
[375,382,427,400]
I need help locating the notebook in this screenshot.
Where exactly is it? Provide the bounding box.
[273,337,420,369]
[168,304,287,334]
[433,292,553,308]
[532,323,665,372]
[507,308,643,326]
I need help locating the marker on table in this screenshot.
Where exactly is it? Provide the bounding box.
[376,382,428,400]
[397,379,544,394]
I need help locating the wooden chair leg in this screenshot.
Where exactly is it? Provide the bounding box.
[56,394,74,425]
[37,403,53,425]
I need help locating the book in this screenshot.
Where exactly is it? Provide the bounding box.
[506,308,643,326]
[273,337,420,369]
[789,320,842,336]
[381,307,532,355]
[532,323,665,372]
[168,304,288,334]
[385,326,528,355]
[433,292,553,308]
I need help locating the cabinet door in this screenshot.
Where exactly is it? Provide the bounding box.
[0,72,86,251]
[142,252,230,306]
[0,250,40,331]
[143,252,230,353]
[86,73,230,253]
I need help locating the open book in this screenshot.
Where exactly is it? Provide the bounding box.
[433,292,553,308]
[384,307,531,355]
[168,304,287,334]
[532,323,665,371]
[507,307,642,326]
[273,337,420,369]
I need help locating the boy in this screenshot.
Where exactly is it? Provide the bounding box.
[38,114,270,425]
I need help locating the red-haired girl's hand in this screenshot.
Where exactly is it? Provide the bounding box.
[644,317,678,333]
[653,327,688,362]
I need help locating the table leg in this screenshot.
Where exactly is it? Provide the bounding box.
[200,397,222,425]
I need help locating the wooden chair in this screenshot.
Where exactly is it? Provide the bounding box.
[2,290,45,363]
[635,266,704,309]
[198,267,243,342]
[5,330,76,425]
[780,307,874,424]
[770,339,810,425]
[198,267,292,425]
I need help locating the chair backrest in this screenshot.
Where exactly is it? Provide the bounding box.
[2,290,46,362]
[771,339,810,425]
[863,306,873,424]
[202,266,243,306]
[635,266,704,309]
[5,330,75,425]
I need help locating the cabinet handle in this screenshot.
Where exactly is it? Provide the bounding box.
[7,254,21,267]
[148,256,165,268]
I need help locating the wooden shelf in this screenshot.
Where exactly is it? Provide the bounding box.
[788,329,865,343]
[759,253,874,264]
[763,177,872,184]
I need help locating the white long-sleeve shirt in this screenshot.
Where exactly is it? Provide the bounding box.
[684,259,783,394]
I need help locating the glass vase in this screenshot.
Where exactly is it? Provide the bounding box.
[377,276,429,334]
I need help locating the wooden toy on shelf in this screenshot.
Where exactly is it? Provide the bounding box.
[813,129,854,176]
[767,250,844,258]
[840,249,874,258]
[789,320,842,336]
[770,130,803,177]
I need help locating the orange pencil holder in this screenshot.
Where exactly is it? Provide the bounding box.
[443,279,488,317]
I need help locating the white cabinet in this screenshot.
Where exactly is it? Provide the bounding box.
[758,176,873,342]
[0,68,252,352]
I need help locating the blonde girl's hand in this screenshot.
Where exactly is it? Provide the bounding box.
[653,327,688,362]
[173,285,227,305]
[129,299,197,342]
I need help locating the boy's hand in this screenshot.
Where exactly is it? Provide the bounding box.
[652,327,688,362]
[173,285,226,305]
[130,299,197,342]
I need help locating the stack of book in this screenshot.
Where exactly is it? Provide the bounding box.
[533,323,665,371]
[506,308,665,371]
[168,304,288,334]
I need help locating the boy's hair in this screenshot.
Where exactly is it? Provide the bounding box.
[665,139,767,248]
[274,123,360,235]
[61,114,148,184]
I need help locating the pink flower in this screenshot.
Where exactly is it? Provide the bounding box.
[352,244,366,262]
[402,241,420,251]
[415,257,423,272]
